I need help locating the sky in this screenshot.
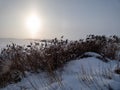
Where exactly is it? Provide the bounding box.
[0,0,120,40]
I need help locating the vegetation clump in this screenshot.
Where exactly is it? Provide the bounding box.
[0,35,120,87]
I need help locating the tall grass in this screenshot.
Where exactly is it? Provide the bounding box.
[0,35,120,87]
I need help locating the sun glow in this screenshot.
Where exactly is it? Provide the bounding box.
[26,14,42,36]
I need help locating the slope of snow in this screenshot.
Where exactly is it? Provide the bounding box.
[1,56,120,90]
[82,52,102,57]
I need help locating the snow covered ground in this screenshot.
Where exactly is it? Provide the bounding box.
[0,39,120,90]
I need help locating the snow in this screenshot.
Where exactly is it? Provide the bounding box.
[82,52,102,57]
[0,39,120,90]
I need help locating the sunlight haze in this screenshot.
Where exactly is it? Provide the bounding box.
[0,0,120,40]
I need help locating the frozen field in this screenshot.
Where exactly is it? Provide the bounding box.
[0,38,31,49]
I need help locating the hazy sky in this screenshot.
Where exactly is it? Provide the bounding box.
[0,0,120,40]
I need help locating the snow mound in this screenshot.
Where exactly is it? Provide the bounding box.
[80,52,109,62]
[83,52,102,57]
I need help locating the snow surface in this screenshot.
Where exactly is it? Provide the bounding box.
[82,52,102,57]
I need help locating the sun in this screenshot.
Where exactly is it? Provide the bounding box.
[26,14,42,35]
